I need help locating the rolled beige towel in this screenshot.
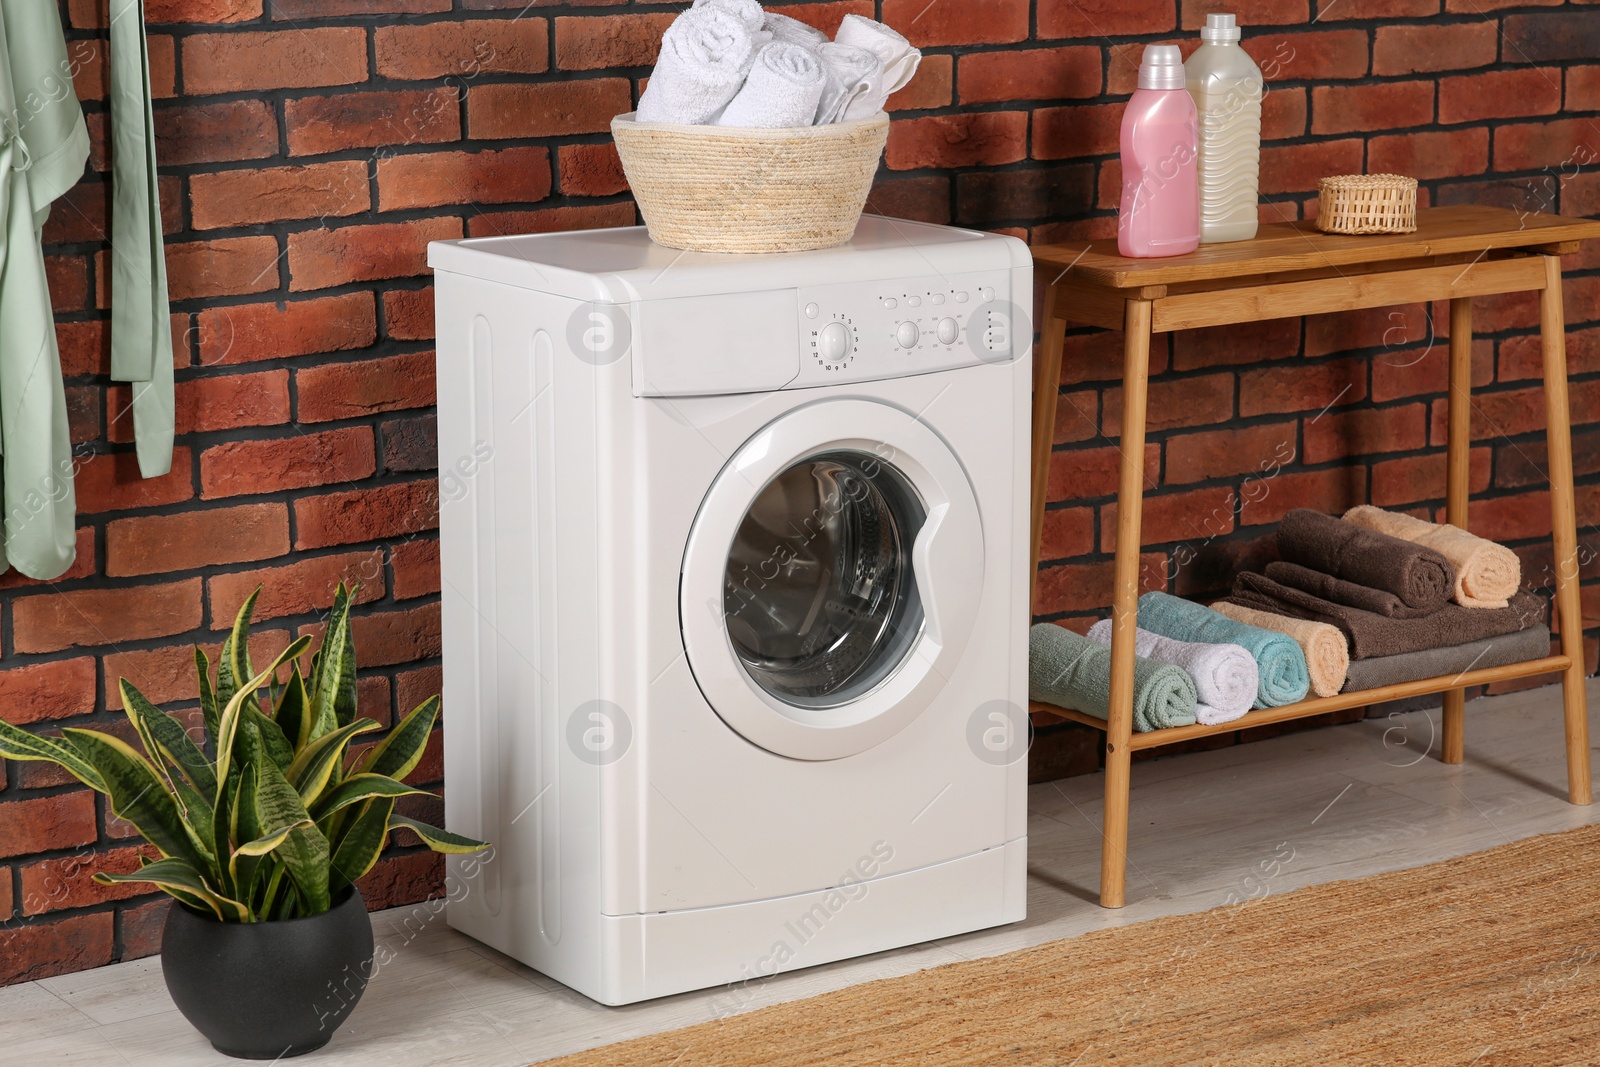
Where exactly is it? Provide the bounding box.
[1211,601,1349,698]
[1342,505,1520,609]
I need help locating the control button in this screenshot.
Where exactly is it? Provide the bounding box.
[804,302,820,319]
[882,297,898,310]
[896,321,920,349]
[819,321,852,363]
[955,291,970,304]
[906,295,922,308]
[937,317,960,345]
[931,293,946,305]
[978,286,996,301]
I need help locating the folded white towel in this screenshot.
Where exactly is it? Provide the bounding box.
[764,10,828,48]
[833,14,921,96]
[814,42,884,124]
[717,41,826,129]
[637,7,760,125]
[1087,619,1257,726]
[693,0,763,33]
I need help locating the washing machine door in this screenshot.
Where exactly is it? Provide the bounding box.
[680,399,983,761]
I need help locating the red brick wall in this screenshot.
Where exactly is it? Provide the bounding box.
[1,0,1596,984]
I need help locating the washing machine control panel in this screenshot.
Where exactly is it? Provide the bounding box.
[791,270,1023,389]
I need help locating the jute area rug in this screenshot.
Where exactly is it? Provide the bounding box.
[543,823,1600,1066]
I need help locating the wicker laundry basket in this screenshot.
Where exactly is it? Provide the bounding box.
[612,112,890,254]
[1315,174,1419,235]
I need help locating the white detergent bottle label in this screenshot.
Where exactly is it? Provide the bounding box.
[1186,13,1263,245]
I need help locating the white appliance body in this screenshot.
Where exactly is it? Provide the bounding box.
[428,218,1031,1006]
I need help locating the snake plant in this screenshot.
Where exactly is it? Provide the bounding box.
[0,583,485,922]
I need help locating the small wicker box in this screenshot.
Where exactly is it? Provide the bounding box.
[1315,174,1419,235]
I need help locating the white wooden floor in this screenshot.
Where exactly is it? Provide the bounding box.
[8,678,1600,1066]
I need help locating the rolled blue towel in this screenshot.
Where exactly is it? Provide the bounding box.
[1029,624,1198,733]
[1134,591,1309,709]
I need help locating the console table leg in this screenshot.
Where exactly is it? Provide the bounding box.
[1031,286,1068,615]
[1102,298,1153,909]
[1442,297,1473,765]
[1539,256,1593,806]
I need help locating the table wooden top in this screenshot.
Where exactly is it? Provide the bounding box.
[1031,205,1600,290]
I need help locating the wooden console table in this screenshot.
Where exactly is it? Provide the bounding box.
[1029,205,1600,908]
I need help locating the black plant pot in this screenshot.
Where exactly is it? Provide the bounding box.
[161,887,375,1060]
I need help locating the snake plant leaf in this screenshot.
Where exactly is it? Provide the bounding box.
[354,696,439,782]
[195,647,220,754]
[119,679,217,797]
[307,583,359,739]
[313,773,430,821]
[0,720,107,793]
[327,798,396,893]
[94,857,249,923]
[274,664,311,751]
[229,806,314,901]
[286,718,381,804]
[390,815,488,854]
[245,705,295,772]
[213,636,313,804]
[62,730,209,869]
[253,750,333,915]
[216,588,261,714]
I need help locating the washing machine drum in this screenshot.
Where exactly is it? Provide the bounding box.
[681,401,983,761]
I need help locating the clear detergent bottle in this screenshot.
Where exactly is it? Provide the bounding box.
[1118,45,1200,259]
[1185,13,1263,244]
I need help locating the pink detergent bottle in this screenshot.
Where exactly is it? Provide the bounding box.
[1118,45,1200,258]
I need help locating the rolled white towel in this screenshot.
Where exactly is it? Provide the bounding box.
[833,14,921,96]
[693,0,763,33]
[637,7,760,125]
[717,41,826,128]
[765,10,828,48]
[815,42,884,124]
[1087,619,1257,726]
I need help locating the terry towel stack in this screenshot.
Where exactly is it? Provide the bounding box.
[1343,505,1521,608]
[1135,592,1310,708]
[1272,508,1454,616]
[1087,620,1256,725]
[1029,624,1198,733]
[1209,601,1349,698]
[1228,572,1546,659]
[718,42,826,128]
[637,6,761,125]
[1342,624,1552,692]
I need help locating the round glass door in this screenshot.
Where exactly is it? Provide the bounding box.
[722,451,925,709]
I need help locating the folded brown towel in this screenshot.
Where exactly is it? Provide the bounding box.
[1342,624,1552,692]
[1265,561,1437,619]
[1227,570,1545,659]
[1276,508,1454,612]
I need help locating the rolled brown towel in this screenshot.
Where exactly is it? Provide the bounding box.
[1228,570,1546,659]
[1343,505,1519,609]
[1276,508,1455,612]
[1265,561,1437,619]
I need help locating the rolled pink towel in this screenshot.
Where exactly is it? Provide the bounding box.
[1211,601,1349,698]
[1342,505,1521,609]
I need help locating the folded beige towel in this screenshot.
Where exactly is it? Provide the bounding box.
[1342,505,1520,609]
[1211,601,1349,698]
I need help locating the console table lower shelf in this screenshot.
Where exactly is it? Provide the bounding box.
[1031,654,1571,749]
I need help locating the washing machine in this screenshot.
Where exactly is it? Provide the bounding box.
[428,217,1031,1006]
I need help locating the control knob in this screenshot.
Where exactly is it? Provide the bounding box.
[896,321,920,349]
[936,318,960,345]
[819,321,852,363]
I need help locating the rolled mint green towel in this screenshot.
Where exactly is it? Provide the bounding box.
[1134,591,1309,709]
[1028,624,1198,733]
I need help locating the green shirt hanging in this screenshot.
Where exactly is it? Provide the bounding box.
[0,0,172,580]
